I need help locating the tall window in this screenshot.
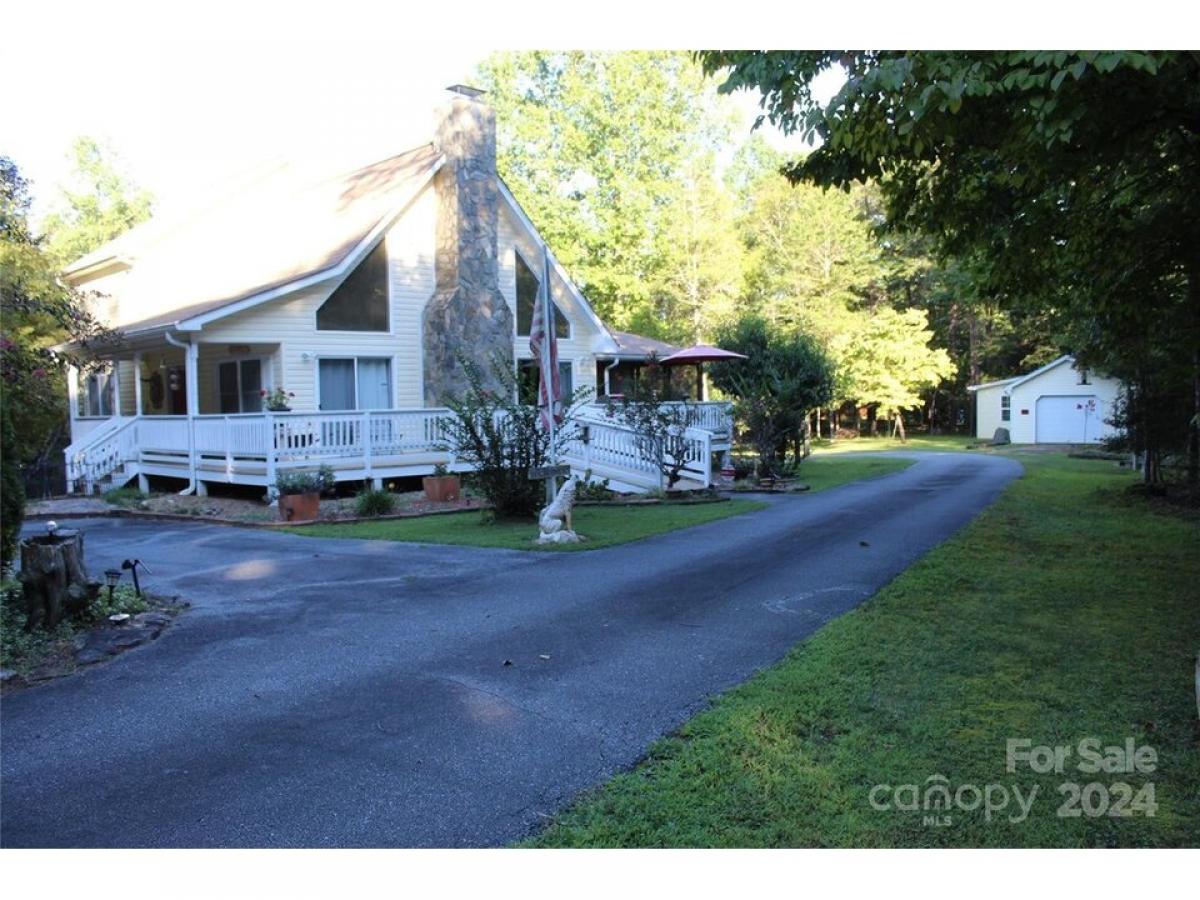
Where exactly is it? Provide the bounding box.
[1001,394,1011,422]
[217,359,264,413]
[515,252,569,338]
[318,357,392,410]
[81,368,114,416]
[518,359,573,406]
[316,240,390,332]
[1077,367,1091,385]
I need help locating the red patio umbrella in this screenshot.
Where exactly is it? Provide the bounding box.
[659,345,747,401]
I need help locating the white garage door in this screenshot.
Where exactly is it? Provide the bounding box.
[1035,395,1101,443]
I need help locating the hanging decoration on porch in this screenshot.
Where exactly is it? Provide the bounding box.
[144,371,165,408]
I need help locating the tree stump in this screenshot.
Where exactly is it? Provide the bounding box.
[18,529,99,631]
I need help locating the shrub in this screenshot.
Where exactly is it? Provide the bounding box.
[103,487,148,507]
[576,471,613,502]
[85,583,149,623]
[355,488,396,518]
[709,315,834,478]
[1,400,25,571]
[274,464,336,497]
[442,356,584,520]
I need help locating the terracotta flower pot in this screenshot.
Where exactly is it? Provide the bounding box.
[278,492,320,522]
[422,474,461,503]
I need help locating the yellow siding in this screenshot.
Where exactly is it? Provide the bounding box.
[196,182,604,411]
[199,183,438,411]
[498,202,601,400]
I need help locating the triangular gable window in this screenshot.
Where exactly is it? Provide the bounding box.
[516,252,569,338]
[317,240,390,331]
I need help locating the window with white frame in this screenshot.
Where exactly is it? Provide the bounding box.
[81,368,114,416]
[1000,394,1011,422]
[1077,367,1091,385]
[318,357,392,410]
[217,359,264,413]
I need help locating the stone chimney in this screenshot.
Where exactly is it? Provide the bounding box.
[423,86,515,405]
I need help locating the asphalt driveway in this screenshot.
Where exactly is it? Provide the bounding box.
[1,452,1021,847]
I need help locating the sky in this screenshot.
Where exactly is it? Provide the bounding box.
[5,39,835,227]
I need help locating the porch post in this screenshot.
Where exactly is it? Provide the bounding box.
[67,364,79,435]
[133,352,143,415]
[111,358,122,417]
[186,341,204,494]
[185,342,200,416]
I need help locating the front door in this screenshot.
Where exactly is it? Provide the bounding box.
[168,366,187,415]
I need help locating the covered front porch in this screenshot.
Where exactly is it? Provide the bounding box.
[65,334,733,496]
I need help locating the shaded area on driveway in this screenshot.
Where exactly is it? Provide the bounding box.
[1,452,1021,847]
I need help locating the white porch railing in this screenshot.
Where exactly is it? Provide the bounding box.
[562,418,713,490]
[65,409,459,492]
[65,416,141,491]
[66,405,721,494]
[579,401,733,440]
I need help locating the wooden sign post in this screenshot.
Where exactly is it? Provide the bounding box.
[529,464,571,504]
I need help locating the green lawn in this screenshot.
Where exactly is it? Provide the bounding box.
[526,453,1200,847]
[293,456,913,551]
[794,454,914,491]
[291,499,767,551]
[811,433,978,455]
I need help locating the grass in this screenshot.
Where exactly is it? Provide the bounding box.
[811,433,977,455]
[793,455,914,491]
[290,499,768,551]
[525,453,1200,847]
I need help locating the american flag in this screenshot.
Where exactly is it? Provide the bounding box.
[529,248,562,432]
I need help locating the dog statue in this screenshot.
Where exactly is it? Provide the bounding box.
[537,478,582,544]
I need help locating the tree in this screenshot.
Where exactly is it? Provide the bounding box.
[699,51,1200,485]
[43,136,153,265]
[1,157,114,563]
[476,51,739,338]
[709,315,834,476]
[739,171,881,339]
[835,307,956,441]
[653,153,744,343]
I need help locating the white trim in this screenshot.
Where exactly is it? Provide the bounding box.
[497,179,616,350]
[172,156,445,332]
[1006,354,1076,392]
[966,377,1018,393]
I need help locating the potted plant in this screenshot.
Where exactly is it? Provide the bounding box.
[262,386,295,412]
[422,462,461,503]
[273,465,335,522]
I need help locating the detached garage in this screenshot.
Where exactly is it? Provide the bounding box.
[968,355,1122,444]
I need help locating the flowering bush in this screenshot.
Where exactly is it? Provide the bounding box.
[261,386,295,410]
[273,464,335,497]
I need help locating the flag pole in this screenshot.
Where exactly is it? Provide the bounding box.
[541,243,557,501]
